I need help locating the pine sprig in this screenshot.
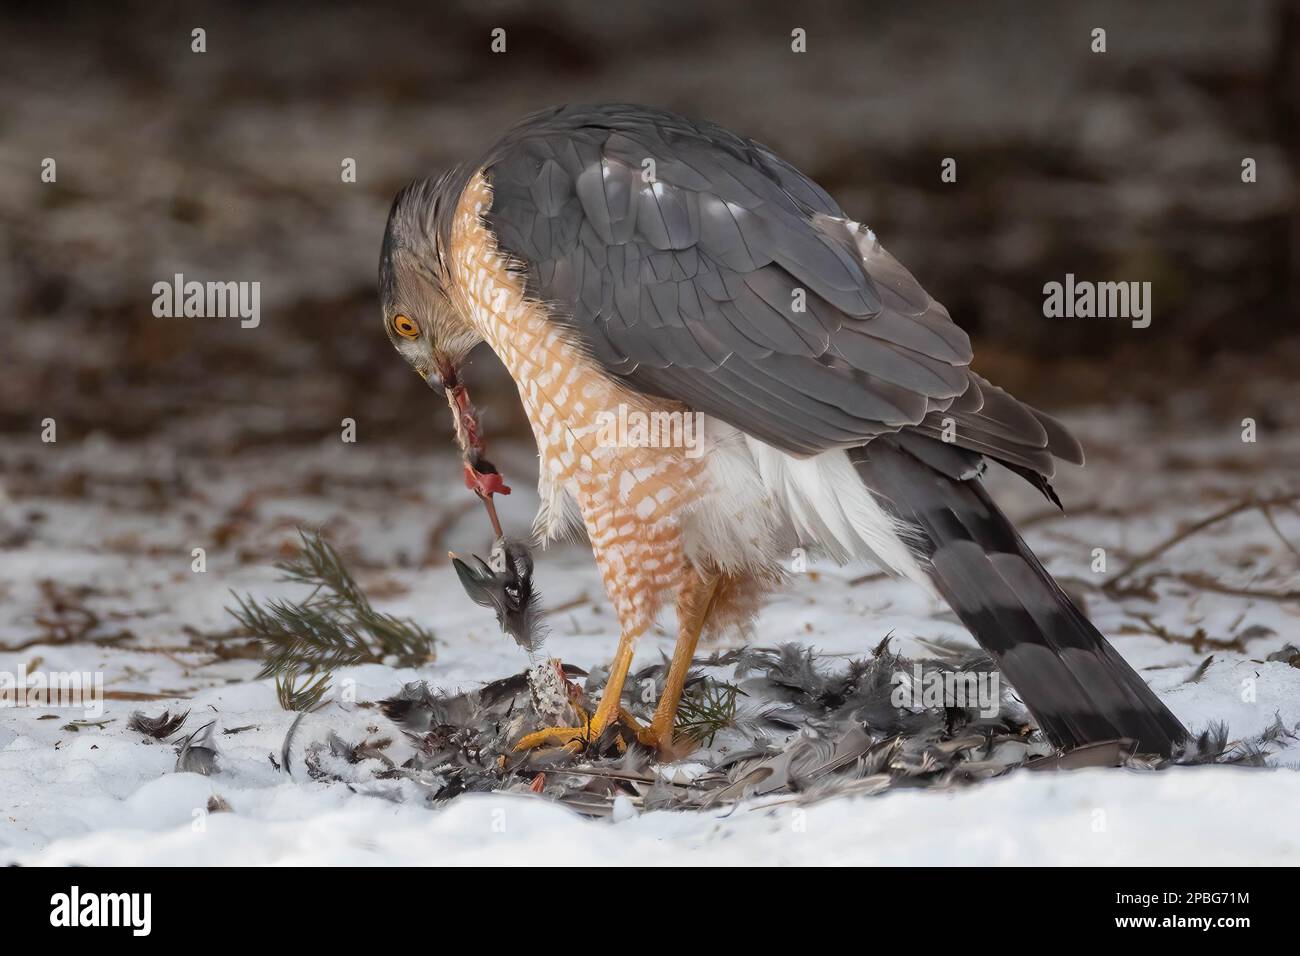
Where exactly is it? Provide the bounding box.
[229,530,435,682]
[277,532,370,611]
[674,678,743,747]
[276,672,332,712]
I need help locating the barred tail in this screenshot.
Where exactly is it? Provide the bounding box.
[851,438,1188,756]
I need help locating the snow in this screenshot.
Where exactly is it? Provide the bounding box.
[1,410,1298,866]
[14,761,1300,866]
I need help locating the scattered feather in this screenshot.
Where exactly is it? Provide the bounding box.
[1185,655,1215,683]
[280,712,306,777]
[207,794,232,813]
[1266,643,1300,668]
[128,708,189,740]
[175,720,219,776]
[274,641,1295,817]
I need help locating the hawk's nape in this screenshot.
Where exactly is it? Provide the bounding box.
[433,103,1189,756]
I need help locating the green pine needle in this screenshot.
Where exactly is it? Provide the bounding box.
[674,678,743,747]
[229,530,435,684]
[276,671,332,712]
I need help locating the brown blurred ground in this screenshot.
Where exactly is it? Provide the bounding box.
[0,0,1296,453]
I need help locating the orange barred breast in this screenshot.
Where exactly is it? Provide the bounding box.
[446,171,704,633]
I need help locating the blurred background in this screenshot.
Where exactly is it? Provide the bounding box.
[1,0,1296,456]
[3,2,1300,867]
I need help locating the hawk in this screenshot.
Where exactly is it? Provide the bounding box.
[379,104,1188,757]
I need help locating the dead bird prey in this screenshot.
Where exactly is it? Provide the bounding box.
[379,103,1188,759]
[349,642,1267,816]
[451,537,545,652]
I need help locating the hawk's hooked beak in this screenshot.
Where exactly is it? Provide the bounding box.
[425,358,459,396]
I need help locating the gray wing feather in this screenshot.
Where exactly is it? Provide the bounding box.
[480,104,1080,481]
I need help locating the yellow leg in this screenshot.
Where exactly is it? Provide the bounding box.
[638,570,720,754]
[514,627,641,752]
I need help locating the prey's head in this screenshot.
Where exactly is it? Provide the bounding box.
[379,171,483,393]
[451,539,545,653]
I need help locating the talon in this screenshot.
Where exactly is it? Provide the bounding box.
[631,721,700,760]
[513,724,594,752]
[634,726,673,754]
[617,707,646,732]
[515,631,640,757]
[514,704,646,755]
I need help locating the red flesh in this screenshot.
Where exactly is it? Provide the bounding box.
[448,382,511,498]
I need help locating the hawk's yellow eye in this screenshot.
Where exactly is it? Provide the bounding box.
[393,314,419,339]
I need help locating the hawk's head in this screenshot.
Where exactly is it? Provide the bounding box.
[379,171,482,393]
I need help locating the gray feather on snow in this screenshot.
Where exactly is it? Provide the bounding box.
[174,719,219,776]
[128,708,189,740]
